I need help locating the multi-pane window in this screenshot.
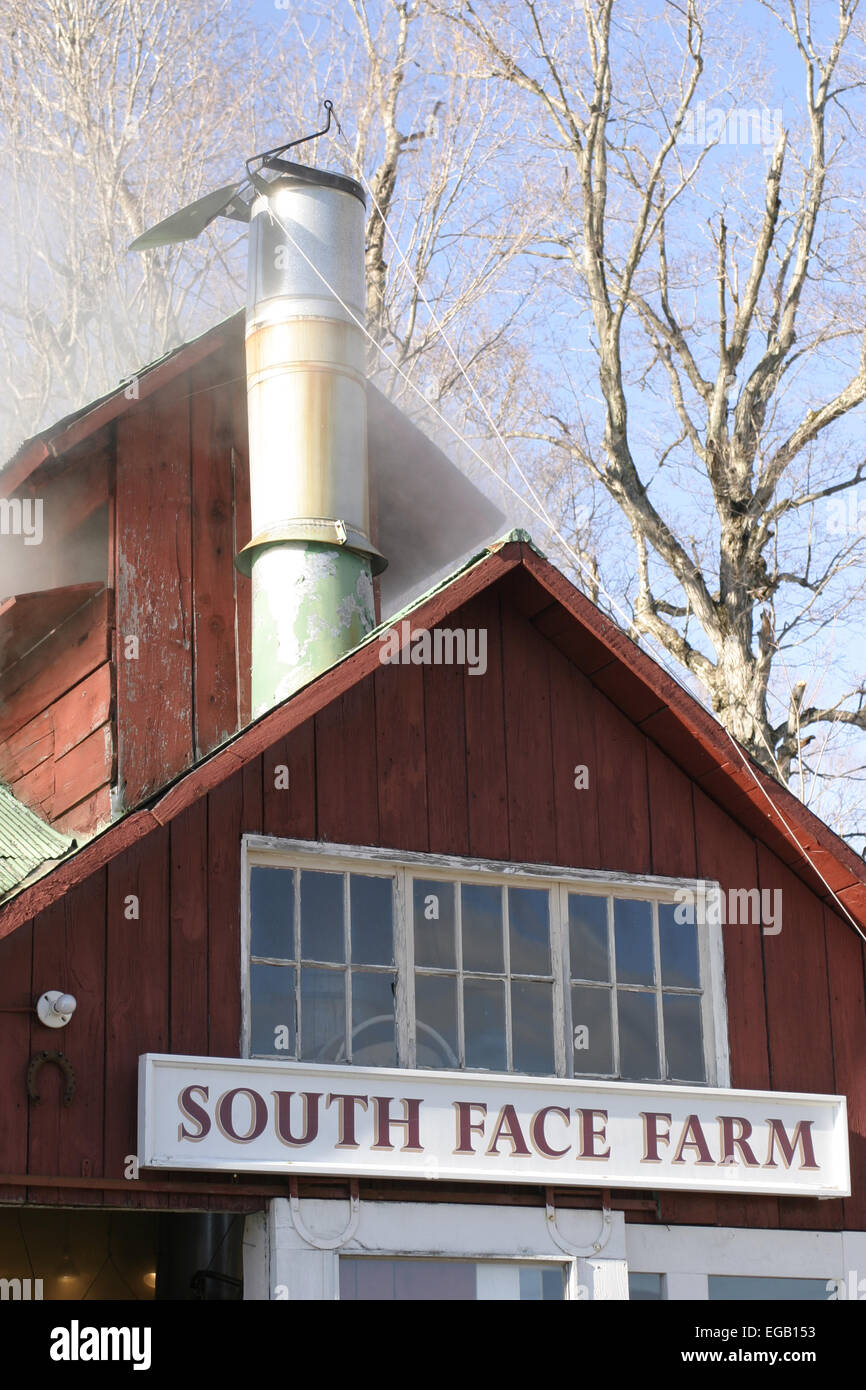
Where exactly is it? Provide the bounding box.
[569,895,705,1083]
[248,864,397,1066]
[245,842,724,1085]
[413,881,555,1074]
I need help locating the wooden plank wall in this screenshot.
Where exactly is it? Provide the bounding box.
[0,590,113,833]
[115,348,250,811]
[0,344,252,826]
[0,584,863,1229]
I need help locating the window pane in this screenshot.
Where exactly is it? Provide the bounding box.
[250,867,293,960]
[663,993,705,1083]
[614,899,655,985]
[351,971,396,1066]
[569,895,609,982]
[350,875,393,966]
[659,902,700,987]
[511,979,555,1075]
[518,1266,564,1301]
[508,887,551,975]
[250,963,295,1056]
[340,1258,477,1301]
[300,871,344,963]
[339,1258,563,1301]
[461,884,504,973]
[300,966,345,1061]
[617,989,660,1080]
[571,984,614,1074]
[629,1272,664,1301]
[414,880,456,969]
[415,973,459,1068]
[464,978,506,1071]
[708,1276,831,1301]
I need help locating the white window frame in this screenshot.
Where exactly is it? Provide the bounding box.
[246,1198,629,1301]
[624,1224,865,1301]
[245,1203,866,1302]
[240,835,731,1087]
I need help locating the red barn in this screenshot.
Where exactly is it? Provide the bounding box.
[0,160,864,1308]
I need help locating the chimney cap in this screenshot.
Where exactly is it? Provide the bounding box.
[255,158,366,209]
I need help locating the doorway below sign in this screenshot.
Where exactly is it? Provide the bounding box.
[0,1208,244,1300]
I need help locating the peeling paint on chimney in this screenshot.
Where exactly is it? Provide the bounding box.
[251,541,375,708]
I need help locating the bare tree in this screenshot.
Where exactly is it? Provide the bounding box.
[0,0,276,455]
[442,0,866,807]
[0,0,534,471]
[275,0,537,419]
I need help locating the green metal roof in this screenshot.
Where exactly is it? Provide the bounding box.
[0,785,75,899]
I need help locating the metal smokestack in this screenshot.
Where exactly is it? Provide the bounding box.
[129,108,386,720]
[236,167,385,715]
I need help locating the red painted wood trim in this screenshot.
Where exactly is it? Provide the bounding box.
[0,808,160,939]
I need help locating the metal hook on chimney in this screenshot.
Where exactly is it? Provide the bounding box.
[245,99,341,189]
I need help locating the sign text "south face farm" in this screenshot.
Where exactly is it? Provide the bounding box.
[138,1056,850,1199]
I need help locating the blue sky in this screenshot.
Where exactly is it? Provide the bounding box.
[209,2,866,831]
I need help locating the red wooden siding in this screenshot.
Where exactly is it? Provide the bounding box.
[0,590,113,833]
[759,845,841,1233]
[0,425,113,835]
[315,676,380,846]
[501,597,555,866]
[0,343,250,823]
[112,353,253,810]
[0,576,863,1232]
[825,903,866,1229]
[548,641,601,871]
[190,359,250,756]
[464,592,510,862]
[0,921,32,1204]
[105,830,171,1209]
[115,381,194,807]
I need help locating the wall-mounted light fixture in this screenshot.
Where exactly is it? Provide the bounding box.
[36,991,77,1029]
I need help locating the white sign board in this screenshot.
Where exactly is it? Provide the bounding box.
[138,1054,850,1198]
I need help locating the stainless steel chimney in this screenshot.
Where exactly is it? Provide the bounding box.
[235,167,385,716]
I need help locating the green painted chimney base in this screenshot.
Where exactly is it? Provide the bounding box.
[250,542,375,717]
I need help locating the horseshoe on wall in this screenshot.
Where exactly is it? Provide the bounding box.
[27,1051,76,1107]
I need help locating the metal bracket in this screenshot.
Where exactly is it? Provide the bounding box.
[246,99,341,191]
[288,1177,360,1251]
[27,1051,76,1107]
[545,1187,613,1257]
